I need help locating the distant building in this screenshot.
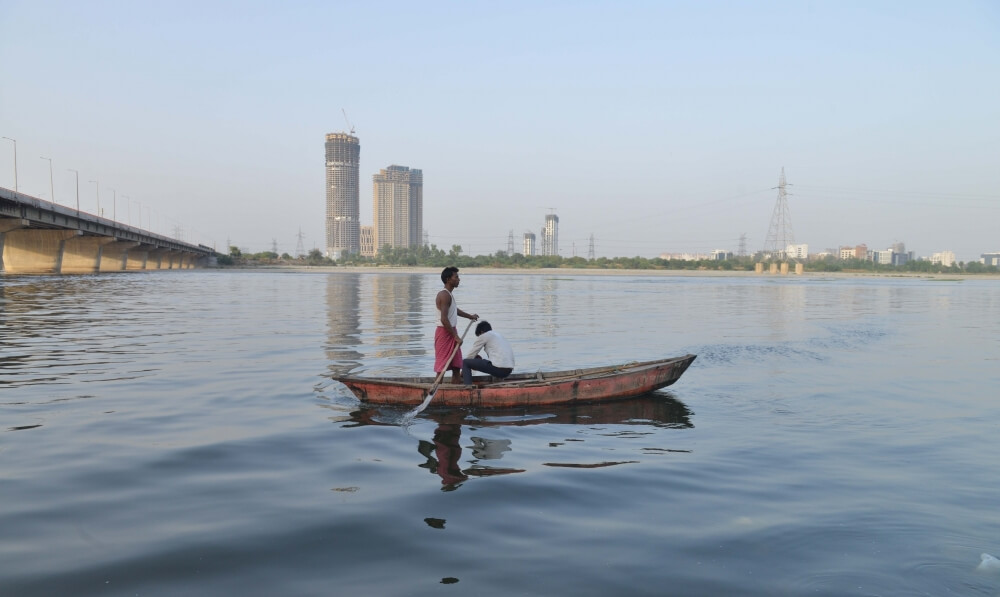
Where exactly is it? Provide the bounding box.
[360,226,375,257]
[930,251,955,267]
[981,252,1000,266]
[892,252,912,266]
[660,252,711,261]
[711,249,734,260]
[372,165,423,253]
[523,232,536,256]
[325,133,361,258]
[839,244,867,260]
[542,214,559,256]
[870,250,893,265]
[785,244,808,259]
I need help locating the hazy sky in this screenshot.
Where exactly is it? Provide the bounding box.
[1,1,998,260]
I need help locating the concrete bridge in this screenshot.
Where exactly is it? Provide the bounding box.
[1,186,216,274]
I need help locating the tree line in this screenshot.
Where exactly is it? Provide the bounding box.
[216,245,998,274]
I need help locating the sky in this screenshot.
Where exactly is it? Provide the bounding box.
[1,0,998,261]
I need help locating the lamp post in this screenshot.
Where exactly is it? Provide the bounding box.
[40,156,54,205]
[1,136,16,192]
[108,188,116,222]
[123,195,130,226]
[135,199,143,231]
[67,169,80,214]
[89,179,100,217]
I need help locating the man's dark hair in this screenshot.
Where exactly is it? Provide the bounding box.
[475,321,492,336]
[441,266,459,284]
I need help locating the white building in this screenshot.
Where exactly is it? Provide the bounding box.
[930,251,956,267]
[542,214,559,256]
[523,232,536,256]
[785,244,808,259]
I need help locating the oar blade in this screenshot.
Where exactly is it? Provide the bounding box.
[404,391,435,419]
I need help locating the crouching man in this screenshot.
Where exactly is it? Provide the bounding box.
[462,321,515,386]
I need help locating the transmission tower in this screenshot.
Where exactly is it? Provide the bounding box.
[507,229,515,256]
[271,238,279,254]
[762,168,795,260]
[295,228,306,257]
[738,233,747,258]
[588,233,595,260]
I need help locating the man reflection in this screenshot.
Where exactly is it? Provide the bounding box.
[418,424,468,489]
[417,423,524,490]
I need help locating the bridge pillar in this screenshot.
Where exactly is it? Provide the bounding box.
[147,249,166,270]
[99,241,140,272]
[0,227,81,274]
[61,236,116,274]
[161,250,184,269]
[126,246,149,270]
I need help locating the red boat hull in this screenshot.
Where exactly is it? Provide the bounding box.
[332,354,696,408]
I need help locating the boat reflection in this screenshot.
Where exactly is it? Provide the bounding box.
[344,393,694,491]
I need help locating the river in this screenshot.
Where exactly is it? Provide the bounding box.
[2,270,999,596]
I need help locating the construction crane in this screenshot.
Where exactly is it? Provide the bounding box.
[342,108,355,135]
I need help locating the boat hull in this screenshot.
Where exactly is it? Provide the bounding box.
[332,354,696,408]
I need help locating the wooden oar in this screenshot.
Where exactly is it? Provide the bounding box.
[409,318,476,416]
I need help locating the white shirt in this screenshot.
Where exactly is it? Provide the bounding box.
[466,330,515,369]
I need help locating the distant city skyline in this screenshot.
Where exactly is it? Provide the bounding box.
[1,2,997,261]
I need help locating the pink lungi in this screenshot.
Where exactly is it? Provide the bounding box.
[434,326,463,373]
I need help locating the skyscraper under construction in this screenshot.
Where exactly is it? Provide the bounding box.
[325,133,361,257]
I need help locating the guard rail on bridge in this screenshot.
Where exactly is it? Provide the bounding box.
[1,186,216,274]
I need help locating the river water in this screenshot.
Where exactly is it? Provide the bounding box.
[2,270,999,596]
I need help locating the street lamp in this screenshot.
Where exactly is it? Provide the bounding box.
[1,136,16,192]
[67,169,79,214]
[40,156,54,205]
[108,188,116,222]
[123,194,130,226]
[89,179,100,217]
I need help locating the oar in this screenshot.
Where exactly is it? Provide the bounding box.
[409,318,476,416]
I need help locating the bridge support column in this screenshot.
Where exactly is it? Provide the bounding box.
[178,252,197,269]
[147,249,166,270]
[161,250,183,269]
[61,236,115,274]
[99,241,140,272]
[126,246,149,270]
[0,218,29,273]
[1,226,80,274]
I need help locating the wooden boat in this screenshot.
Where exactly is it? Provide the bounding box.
[332,354,696,408]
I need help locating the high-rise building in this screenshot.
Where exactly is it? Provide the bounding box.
[523,231,536,256]
[325,133,361,258]
[543,213,559,256]
[372,165,422,253]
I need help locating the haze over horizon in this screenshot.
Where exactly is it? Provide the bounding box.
[1,1,997,261]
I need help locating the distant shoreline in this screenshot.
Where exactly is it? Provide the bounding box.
[219,265,1000,280]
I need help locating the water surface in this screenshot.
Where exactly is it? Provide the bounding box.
[2,270,1000,596]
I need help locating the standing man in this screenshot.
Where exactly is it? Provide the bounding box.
[436,267,478,383]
